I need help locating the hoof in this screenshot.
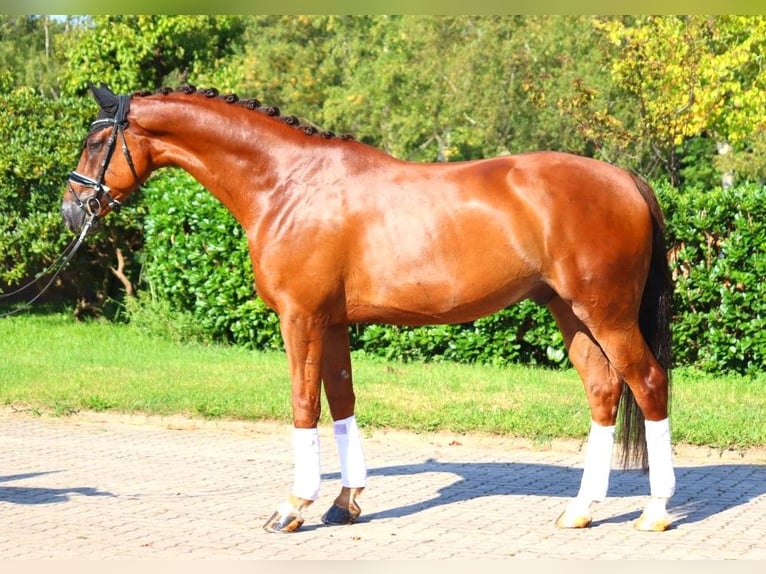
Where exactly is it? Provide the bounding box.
[634,512,672,532]
[635,497,672,532]
[263,509,305,533]
[555,510,592,529]
[321,502,361,525]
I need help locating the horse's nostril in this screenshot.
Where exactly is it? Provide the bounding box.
[61,201,83,234]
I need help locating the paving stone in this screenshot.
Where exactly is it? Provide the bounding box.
[1,410,764,559]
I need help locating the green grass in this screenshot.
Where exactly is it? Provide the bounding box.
[1,312,764,450]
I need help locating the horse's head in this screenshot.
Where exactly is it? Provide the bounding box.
[61,83,149,234]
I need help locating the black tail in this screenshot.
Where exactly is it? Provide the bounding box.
[619,173,674,470]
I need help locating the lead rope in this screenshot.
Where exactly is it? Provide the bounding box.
[0,214,96,318]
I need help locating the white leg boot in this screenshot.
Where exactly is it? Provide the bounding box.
[557,421,615,528]
[635,418,675,531]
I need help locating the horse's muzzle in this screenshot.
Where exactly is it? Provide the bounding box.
[61,198,87,234]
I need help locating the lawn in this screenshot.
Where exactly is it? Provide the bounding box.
[1,312,764,450]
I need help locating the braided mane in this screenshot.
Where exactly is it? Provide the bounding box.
[133,85,355,141]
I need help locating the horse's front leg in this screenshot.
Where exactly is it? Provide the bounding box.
[319,324,367,526]
[263,313,326,533]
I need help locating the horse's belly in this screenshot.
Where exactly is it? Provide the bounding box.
[345,264,541,326]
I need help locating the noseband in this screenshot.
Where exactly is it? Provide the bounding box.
[67,94,139,217]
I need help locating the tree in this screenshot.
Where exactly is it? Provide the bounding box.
[220,16,374,135]
[225,16,613,163]
[0,15,70,97]
[317,15,615,162]
[59,15,247,95]
[560,15,766,187]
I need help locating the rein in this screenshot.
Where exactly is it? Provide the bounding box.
[0,214,96,318]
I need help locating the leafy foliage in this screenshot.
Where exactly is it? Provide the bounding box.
[59,15,247,95]
[563,16,766,185]
[0,16,68,96]
[353,303,566,367]
[659,183,766,374]
[135,171,284,351]
[229,16,610,162]
[0,88,87,285]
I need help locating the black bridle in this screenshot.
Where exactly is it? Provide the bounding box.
[66,94,139,217]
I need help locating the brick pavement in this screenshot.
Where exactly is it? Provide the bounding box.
[1,408,764,560]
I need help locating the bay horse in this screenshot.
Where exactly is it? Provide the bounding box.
[62,84,676,533]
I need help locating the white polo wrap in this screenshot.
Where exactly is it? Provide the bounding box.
[576,420,616,503]
[292,427,321,501]
[333,415,367,488]
[645,418,676,499]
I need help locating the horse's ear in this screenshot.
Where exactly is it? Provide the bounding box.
[89,82,119,118]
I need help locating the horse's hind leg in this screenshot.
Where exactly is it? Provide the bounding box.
[320,324,367,526]
[566,299,675,532]
[593,322,676,532]
[548,296,622,529]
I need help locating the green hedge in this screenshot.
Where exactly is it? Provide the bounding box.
[134,171,765,375]
[658,183,766,374]
[136,172,283,351]
[0,89,86,286]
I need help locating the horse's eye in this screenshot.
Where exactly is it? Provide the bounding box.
[86,139,104,152]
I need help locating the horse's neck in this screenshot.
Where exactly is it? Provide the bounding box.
[134,96,290,228]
